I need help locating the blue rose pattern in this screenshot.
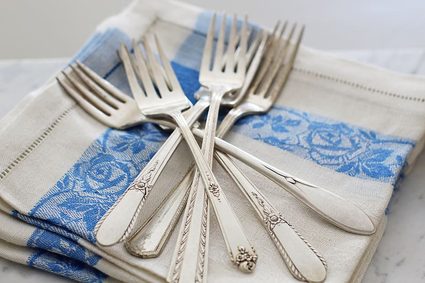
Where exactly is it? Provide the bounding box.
[29,123,167,242]
[14,211,80,241]
[27,229,101,266]
[27,250,106,283]
[235,106,414,183]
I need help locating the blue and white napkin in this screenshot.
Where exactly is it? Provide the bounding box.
[1,0,425,282]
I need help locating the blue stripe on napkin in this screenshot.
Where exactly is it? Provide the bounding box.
[27,229,101,267]
[234,106,414,183]
[30,124,167,242]
[27,249,107,283]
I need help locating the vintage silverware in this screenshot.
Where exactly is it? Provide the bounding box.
[128,22,328,283]
[92,20,264,249]
[57,60,374,242]
[119,33,258,275]
[126,26,268,259]
[166,14,259,282]
[125,21,284,256]
[57,52,373,282]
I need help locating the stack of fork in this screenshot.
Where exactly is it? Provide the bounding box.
[57,13,375,283]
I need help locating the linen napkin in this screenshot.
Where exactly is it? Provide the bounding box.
[0,203,142,283]
[2,0,425,282]
[0,239,113,283]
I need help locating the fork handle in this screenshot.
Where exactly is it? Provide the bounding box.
[170,111,257,273]
[215,151,327,283]
[192,129,376,235]
[127,104,243,259]
[126,170,193,258]
[94,100,208,246]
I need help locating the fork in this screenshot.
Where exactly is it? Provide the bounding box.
[166,14,260,281]
[127,23,328,283]
[120,32,259,275]
[208,24,328,282]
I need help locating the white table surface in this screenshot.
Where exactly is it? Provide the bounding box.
[0,50,425,282]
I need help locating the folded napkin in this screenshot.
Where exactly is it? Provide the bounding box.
[0,202,143,283]
[0,239,113,283]
[2,0,425,282]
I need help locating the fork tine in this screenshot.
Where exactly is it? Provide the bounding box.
[268,21,288,60]
[235,15,248,75]
[61,70,116,115]
[154,35,183,93]
[75,61,129,103]
[212,13,227,72]
[142,36,170,95]
[118,43,150,108]
[70,64,119,109]
[224,14,238,72]
[200,13,216,74]
[57,75,111,123]
[249,21,287,93]
[270,20,281,38]
[266,21,287,57]
[221,24,253,70]
[131,40,158,99]
[237,30,268,97]
[257,23,297,97]
[245,29,262,66]
[266,25,304,102]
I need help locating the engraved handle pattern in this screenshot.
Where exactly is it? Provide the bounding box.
[169,111,257,275]
[125,170,193,258]
[192,129,376,236]
[94,100,208,246]
[215,152,327,283]
[128,105,243,260]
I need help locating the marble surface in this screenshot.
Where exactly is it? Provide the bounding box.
[0,51,425,282]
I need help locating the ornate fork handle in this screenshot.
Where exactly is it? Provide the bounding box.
[192,129,376,236]
[126,170,194,258]
[169,110,257,273]
[215,152,327,283]
[94,99,209,246]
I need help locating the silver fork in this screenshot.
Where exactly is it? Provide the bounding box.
[128,23,328,283]
[167,14,258,282]
[120,33,258,275]
[209,24,328,282]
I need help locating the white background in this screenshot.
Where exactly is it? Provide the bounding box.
[1,0,425,59]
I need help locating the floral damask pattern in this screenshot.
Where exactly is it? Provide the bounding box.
[27,250,106,283]
[14,211,80,241]
[27,228,101,266]
[234,106,414,183]
[29,123,167,243]
[26,56,200,245]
